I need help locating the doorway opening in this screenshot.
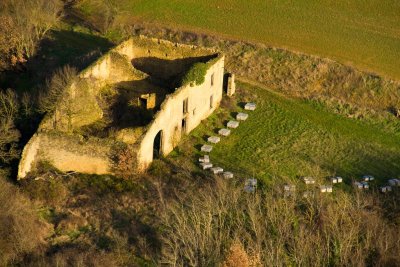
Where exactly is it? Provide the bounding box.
[153,130,163,159]
[181,118,187,136]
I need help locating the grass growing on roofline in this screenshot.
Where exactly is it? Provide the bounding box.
[80,0,400,81]
[177,82,400,186]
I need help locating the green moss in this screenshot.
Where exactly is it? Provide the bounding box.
[181,62,208,86]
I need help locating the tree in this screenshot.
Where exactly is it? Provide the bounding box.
[0,0,63,70]
[0,89,20,164]
[0,178,46,265]
[38,65,77,113]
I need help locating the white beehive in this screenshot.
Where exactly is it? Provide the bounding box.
[363,175,374,182]
[380,186,392,193]
[303,176,315,184]
[199,155,210,163]
[223,172,234,179]
[200,162,213,170]
[284,184,296,192]
[354,182,364,189]
[207,136,221,144]
[236,113,249,121]
[227,120,240,129]
[388,179,400,186]
[211,167,224,174]
[218,128,231,136]
[244,102,256,111]
[201,144,213,153]
[361,182,369,189]
[246,178,257,186]
[320,185,333,193]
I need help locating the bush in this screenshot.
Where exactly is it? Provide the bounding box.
[181,62,208,86]
[21,177,67,206]
[0,0,63,69]
[0,89,20,164]
[38,65,78,114]
[0,177,46,265]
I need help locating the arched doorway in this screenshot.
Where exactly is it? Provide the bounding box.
[153,130,163,159]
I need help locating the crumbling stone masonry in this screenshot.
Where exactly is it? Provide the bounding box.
[18,36,225,178]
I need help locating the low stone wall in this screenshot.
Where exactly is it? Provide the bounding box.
[18,132,115,179]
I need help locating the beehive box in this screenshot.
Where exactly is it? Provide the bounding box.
[201,144,213,152]
[244,103,256,111]
[223,172,234,179]
[211,167,224,174]
[199,155,210,163]
[208,136,221,144]
[200,162,213,170]
[218,128,231,136]
[236,113,249,121]
[227,120,239,129]
[303,176,315,184]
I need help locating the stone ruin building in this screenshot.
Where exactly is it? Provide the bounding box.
[18,36,228,178]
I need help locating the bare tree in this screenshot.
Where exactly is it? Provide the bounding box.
[0,178,46,265]
[38,65,77,114]
[0,89,20,164]
[160,179,400,266]
[0,0,63,69]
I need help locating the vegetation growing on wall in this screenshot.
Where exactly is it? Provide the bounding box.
[181,62,208,86]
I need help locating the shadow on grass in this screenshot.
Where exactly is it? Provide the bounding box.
[1,30,113,92]
[1,30,114,179]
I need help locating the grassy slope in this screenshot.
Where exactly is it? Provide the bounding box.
[182,82,400,185]
[117,0,400,80]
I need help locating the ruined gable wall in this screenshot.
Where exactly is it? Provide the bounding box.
[136,55,225,171]
[18,132,114,178]
[37,133,113,175]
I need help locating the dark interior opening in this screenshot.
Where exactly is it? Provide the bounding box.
[181,118,187,136]
[153,130,163,159]
[131,55,217,90]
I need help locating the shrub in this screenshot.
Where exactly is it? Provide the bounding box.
[181,62,208,86]
[0,177,46,265]
[0,89,20,164]
[21,176,68,206]
[0,0,63,68]
[111,144,137,180]
[38,65,78,114]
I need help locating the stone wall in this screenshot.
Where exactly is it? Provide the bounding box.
[18,132,114,178]
[136,56,225,171]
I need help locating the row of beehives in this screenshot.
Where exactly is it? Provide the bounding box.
[199,102,257,192]
[284,174,400,196]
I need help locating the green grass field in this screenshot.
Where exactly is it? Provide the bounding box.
[182,82,400,185]
[112,0,400,81]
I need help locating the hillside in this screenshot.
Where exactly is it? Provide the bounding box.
[78,0,400,81]
[1,1,400,265]
[179,81,400,184]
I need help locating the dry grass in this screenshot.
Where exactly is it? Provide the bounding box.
[0,178,48,265]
